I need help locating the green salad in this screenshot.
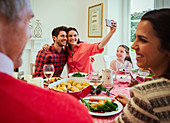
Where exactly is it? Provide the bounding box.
[146,73,154,77]
[72,72,88,77]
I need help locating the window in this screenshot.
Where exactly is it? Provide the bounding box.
[130,0,154,68]
[130,0,154,43]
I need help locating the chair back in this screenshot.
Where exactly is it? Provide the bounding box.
[103,55,115,69]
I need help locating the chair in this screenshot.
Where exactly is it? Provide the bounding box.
[30,63,35,75]
[60,63,68,78]
[103,55,116,69]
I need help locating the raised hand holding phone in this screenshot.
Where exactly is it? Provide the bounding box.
[106,19,114,27]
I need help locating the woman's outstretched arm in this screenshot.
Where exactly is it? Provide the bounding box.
[98,21,117,49]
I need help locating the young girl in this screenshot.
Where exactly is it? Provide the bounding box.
[110,45,132,72]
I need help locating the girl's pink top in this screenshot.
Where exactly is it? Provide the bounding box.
[67,42,104,74]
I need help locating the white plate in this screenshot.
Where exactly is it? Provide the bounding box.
[81,96,123,116]
[68,72,89,78]
[137,75,152,80]
[116,75,130,83]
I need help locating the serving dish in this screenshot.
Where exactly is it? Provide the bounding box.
[48,78,92,99]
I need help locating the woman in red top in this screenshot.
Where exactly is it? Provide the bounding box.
[66,22,117,74]
[43,21,117,74]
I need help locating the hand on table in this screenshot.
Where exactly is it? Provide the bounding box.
[90,57,95,63]
[115,94,129,105]
[128,78,139,87]
[42,44,50,51]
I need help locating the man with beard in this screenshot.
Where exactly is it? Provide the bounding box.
[33,26,68,78]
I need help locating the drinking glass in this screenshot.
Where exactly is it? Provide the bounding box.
[43,64,54,83]
[130,68,139,79]
[125,67,131,79]
[138,69,150,81]
[90,71,99,80]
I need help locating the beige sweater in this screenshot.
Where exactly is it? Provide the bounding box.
[115,78,170,123]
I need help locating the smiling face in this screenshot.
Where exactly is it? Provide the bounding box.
[116,46,127,62]
[53,31,67,47]
[131,20,169,74]
[67,30,79,46]
[0,0,34,69]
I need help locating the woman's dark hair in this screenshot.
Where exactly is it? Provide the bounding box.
[66,27,83,51]
[67,27,83,44]
[141,8,170,79]
[118,45,133,65]
[141,8,170,52]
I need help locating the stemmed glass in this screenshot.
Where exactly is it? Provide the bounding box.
[138,69,150,81]
[130,69,138,79]
[43,64,54,84]
[125,67,131,79]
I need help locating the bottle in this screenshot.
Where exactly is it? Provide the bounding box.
[34,20,42,38]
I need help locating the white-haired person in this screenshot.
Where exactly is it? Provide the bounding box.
[0,0,93,122]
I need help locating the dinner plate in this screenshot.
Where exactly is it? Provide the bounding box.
[81,96,123,116]
[136,76,152,81]
[116,75,131,83]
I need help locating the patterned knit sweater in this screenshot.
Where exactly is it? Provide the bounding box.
[115,78,170,123]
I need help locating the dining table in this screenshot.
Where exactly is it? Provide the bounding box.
[43,75,131,123]
[42,71,148,123]
[87,72,148,123]
[88,80,130,123]
[19,69,149,123]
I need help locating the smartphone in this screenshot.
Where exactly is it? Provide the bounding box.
[106,19,114,27]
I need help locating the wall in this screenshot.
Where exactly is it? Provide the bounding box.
[22,0,170,74]
[21,0,131,74]
[84,0,108,72]
[29,0,111,73]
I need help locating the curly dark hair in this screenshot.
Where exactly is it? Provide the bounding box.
[141,8,170,52]
[52,26,67,42]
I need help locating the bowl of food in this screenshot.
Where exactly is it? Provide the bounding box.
[68,72,89,79]
[48,78,92,99]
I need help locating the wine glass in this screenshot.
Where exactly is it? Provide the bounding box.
[125,67,131,79]
[43,64,54,84]
[130,68,139,79]
[138,69,150,81]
